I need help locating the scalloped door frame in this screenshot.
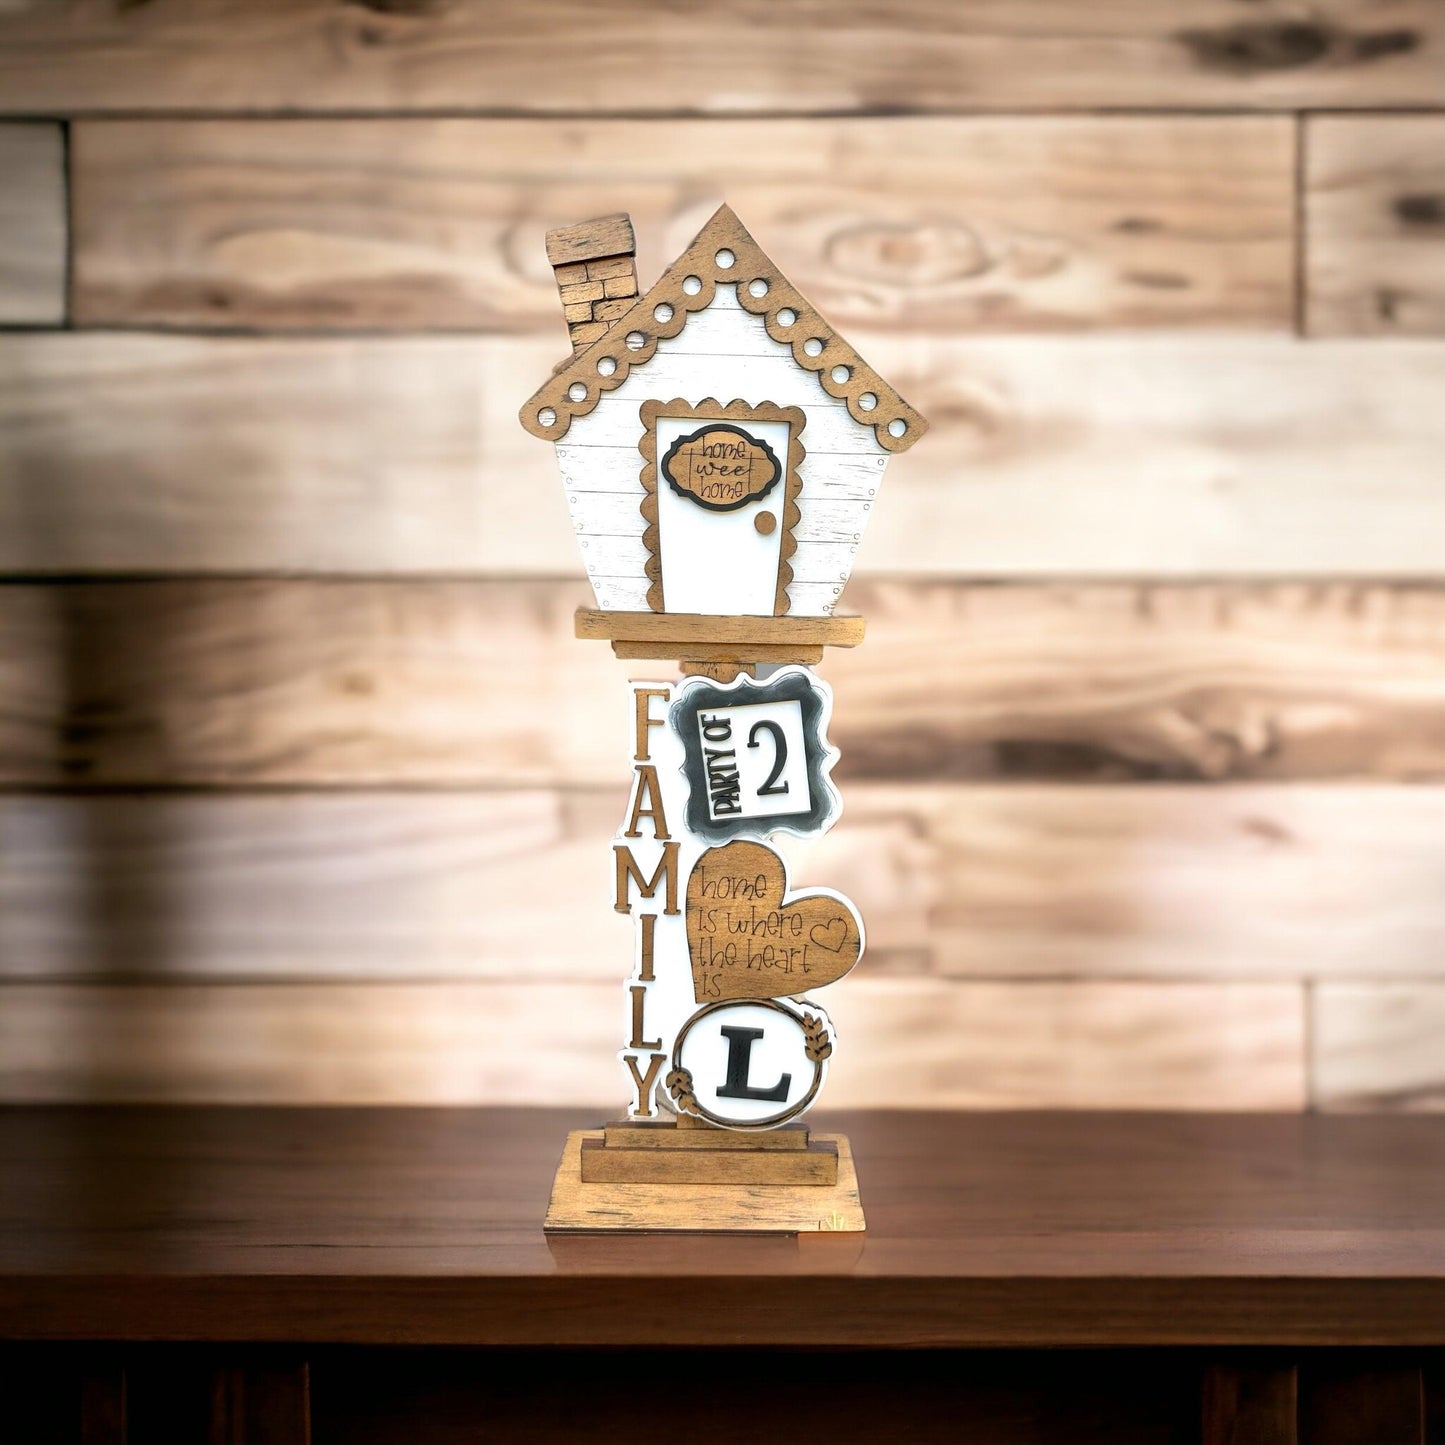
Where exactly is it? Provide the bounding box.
[639,396,805,615]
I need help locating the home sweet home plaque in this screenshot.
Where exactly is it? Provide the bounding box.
[521,205,926,1234]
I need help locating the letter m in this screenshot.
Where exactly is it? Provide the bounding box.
[614,842,681,915]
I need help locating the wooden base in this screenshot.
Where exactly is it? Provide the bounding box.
[574,608,865,665]
[581,1136,839,1185]
[544,1125,865,1235]
[603,1121,811,1150]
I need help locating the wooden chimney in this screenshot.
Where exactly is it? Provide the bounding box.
[545,212,639,353]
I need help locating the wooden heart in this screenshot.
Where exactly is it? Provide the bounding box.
[685,839,863,1004]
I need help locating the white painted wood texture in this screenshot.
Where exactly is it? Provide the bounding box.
[556,286,891,613]
[559,446,888,498]
[567,362,876,453]
[566,478,882,546]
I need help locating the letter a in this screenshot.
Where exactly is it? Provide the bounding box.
[623,764,670,839]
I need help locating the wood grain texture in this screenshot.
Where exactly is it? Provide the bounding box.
[206,1363,310,1445]
[602,1121,809,1150]
[0,790,627,983]
[5,786,1443,987]
[804,784,1445,983]
[8,580,1445,787]
[0,977,1304,1106]
[8,332,1445,576]
[0,332,562,576]
[9,1109,1445,1346]
[0,580,619,787]
[822,581,1445,784]
[558,1130,857,1225]
[80,1368,127,1445]
[0,982,621,1105]
[2,2,1443,114]
[310,1349,1198,1445]
[0,124,65,325]
[1312,984,1445,1111]
[1306,116,1445,336]
[1202,1364,1298,1445]
[824,979,1305,1110]
[1298,1362,1426,1445]
[2,11,1438,1130]
[575,608,864,645]
[70,116,1293,333]
[572,1132,838,1179]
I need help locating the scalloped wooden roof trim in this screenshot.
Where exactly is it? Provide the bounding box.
[519,203,927,455]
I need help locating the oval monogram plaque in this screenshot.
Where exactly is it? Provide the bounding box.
[660,423,781,511]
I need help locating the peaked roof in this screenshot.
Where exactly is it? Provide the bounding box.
[519,204,926,455]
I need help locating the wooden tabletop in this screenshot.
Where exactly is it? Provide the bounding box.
[3,1107,1443,1348]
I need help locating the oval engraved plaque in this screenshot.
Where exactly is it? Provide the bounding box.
[660,423,781,512]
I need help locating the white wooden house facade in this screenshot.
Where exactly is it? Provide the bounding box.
[521,205,926,620]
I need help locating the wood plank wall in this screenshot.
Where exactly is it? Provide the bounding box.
[2,0,1444,1110]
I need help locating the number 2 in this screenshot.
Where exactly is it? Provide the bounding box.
[747,720,790,796]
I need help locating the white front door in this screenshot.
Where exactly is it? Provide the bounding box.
[651,412,794,616]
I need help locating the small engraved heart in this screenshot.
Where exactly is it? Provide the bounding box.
[685,839,864,1004]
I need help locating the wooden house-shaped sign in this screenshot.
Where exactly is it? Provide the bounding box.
[525,204,928,1235]
[521,205,926,648]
